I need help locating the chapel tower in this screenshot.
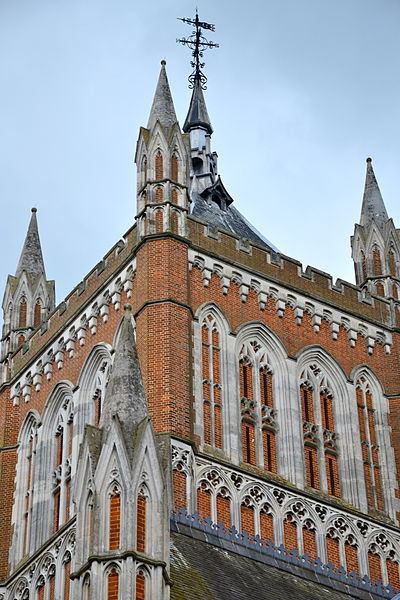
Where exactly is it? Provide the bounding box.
[351,158,400,299]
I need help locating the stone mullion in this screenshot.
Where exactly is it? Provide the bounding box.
[207,326,216,448]
[313,383,327,494]
[252,360,263,469]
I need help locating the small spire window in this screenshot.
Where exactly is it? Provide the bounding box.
[155,150,163,179]
[19,298,27,328]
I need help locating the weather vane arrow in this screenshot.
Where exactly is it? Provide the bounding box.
[177,9,219,89]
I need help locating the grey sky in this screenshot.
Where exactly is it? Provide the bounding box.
[1,0,399,307]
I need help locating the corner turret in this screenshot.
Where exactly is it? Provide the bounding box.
[135,61,190,239]
[1,208,55,382]
[351,159,400,298]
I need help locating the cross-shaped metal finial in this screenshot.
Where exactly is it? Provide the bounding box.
[177,10,219,89]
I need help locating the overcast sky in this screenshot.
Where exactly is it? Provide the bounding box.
[1,0,399,309]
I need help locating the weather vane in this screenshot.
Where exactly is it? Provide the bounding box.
[177,10,219,90]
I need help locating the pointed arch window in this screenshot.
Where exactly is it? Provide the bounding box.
[239,341,277,472]
[201,315,223,449]
[19,298,27,328]
[136,570,146,600]
[107,567,119,600]
[361,251,367,280]
[52,398,74,532]
[170,153,178,182]
[356,377,384,511]
[136,489,147,553]
[34,300,42,328]
[388,249,397,277]
[142,156,148,185]
[155,186,163,203]
[373,246,382,276]
[155,150,163,180]
[300,365,340,497]
[108,485,121,550]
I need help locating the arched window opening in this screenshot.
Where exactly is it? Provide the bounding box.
[196,481,211,520]
[109,486,121,550]
[373,246,382,276]
[170,210,179,235]
[386,556,400,590]
[49,571,55,600]
[392,284,399,300]
[283,514,298,553]
[239,341,277,472]
[136,571,146,600]
[171,153,178,182]
[171,188,178,205]
[90,360,111,427]
[361,251,367,280]
[388,249,397,277]
[356,378,384,512]
[85,491,94,555]
[260,504,274,543]
[107,568,119,600]
[142,156,148,184]
[344,536,359,574]
[19,298,27,328]
[201,315,223,449]
[155,186,163,203]
[240,497,255,538]
[155,209,163,234]
[302,520,317,559]
[172,467,187,511]
[37,580,45,600]
[376,282,385,296]
[155,150,163,179]
[52,398,74,532]
[63,553,71,600]
[326,530,341,569]
[368,546,383,583]
[300,365,339,496]
[82,575,90,600]
[34,301,42,328]
[192,156,203,175]
[22,422,38,557]
[136,493,147,553]
[18,334,26,347]
[216,488,231,528]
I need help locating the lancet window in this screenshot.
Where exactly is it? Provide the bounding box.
[239,341,277,472]
[108,485,121,550]
[388,249,397,277]
[52,397,74,532]
[201,315,223,449]
[170,153,178,182]
[19,298,27,328]
[33,300,42,328]
[155,150,163,179]
[300,365,339,497]
[356,377,384,512]
[373,246,382,276]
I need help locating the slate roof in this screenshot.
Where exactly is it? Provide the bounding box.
[170,532,384,600]
[190,191,280,254]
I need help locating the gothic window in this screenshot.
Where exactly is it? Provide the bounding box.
[300,365,340,497]
[19,298,27,328]
[155,209,163,233]
[373,246,382,276]
[13,415,39,562]
[108,485,121,550]
[136,569,146,600]
[388,249,397,277]
[171,153,178,182]
[201,315,223,449]
[63,553,71,600]
[33,300,42,328]
[155,186,163,203]
[155,150,163,179]
[141,156,147,185]
[356,377,384,512]
[52,397,74,532]
[361,251,367,280]
[18,334,25,347]
[91,360,111,427]
[239,341,277,472]
[136,489,147,553]
[82,575,90,600]
[171,187,178,205]
[107,567,120,600]
[170,210,179,234]
[85,491,94,555]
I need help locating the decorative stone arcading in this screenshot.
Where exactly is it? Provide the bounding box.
[188,249,393,354]
[8,260,136,404]
[5,526,76,600]
[171,439,400,587]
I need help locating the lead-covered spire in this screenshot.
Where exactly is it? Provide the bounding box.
[183,77,213,134]
[100,305,148,442]
[147,60,178,130]
[359,157,388,229]
[16,208,46,278]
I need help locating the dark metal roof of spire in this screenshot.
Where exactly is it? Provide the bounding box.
[100,305,148,441]
[359,158,388,229]
[183,78,213,134]
[147,61,178,130]
[16,208,46,278]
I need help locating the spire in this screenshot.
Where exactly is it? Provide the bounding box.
[183,77,213,134]
[147,61,178,130]
[359,158,388,229]
[101,305,148,440]
[16,208,46,278]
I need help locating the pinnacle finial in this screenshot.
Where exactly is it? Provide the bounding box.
[359,157,388,229]
[147,61,178,129]
[16,208,47,278]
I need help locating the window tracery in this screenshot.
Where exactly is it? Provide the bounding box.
[239,340,277,472]
[52,397,74,532]
[300,364,339,497]
[201,315,223,449]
